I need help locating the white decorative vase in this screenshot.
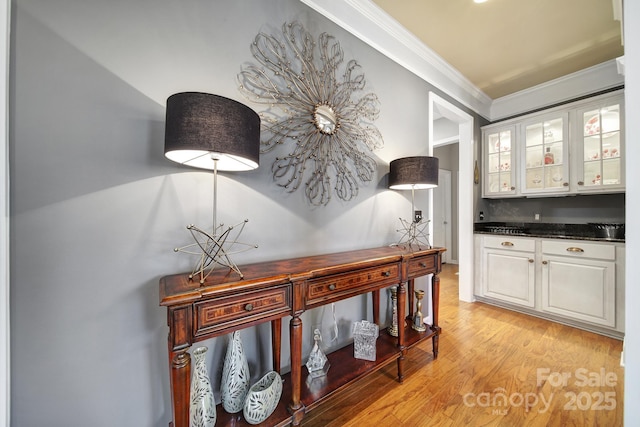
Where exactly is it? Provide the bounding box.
[221,330,251,413]
[189,346,216,427]
[243,371,283,425]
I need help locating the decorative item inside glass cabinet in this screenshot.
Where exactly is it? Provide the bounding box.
[524,117,566,190]
[487,130,513,193]
[581,104,621,187]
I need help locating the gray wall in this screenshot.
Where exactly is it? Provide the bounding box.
[9,0,477,425]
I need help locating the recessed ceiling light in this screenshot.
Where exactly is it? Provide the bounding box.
[474,0,488,3]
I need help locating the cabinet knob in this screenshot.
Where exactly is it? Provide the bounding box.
[542,260,548,265]
[578,181,584,186]
[419,262,427,268]
[244,303,254,312]
[563,182,569,187]
[501,241,514,247]
[510,186,516,190]
[566,247,585,253]
[382,271,391,277]
[328,284,336,291]
[529,259,534,263]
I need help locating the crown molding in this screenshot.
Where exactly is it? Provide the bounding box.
[300,0,493,119]
[490,59,625,121]
[300,0,625,122]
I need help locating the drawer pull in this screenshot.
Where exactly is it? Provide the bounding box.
[501,241,514,247]
[542,260,548,265]
[419,262,427,268]
[578,181,584,186]
[244,303,254,312]
[566,247,585,253]
[328,284,336,291]
[382,271,391,277]
[529,259,534,263]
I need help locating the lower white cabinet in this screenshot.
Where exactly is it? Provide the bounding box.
[541,240,616,327]
[475,234,624,337]
[481,236,535,307]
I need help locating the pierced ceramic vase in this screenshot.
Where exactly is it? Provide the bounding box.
[221,330,251,413]
[189,346,216,427]
[243,371,283,425]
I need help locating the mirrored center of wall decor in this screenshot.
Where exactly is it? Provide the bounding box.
[238,22,383,206]
[314,104,338,135]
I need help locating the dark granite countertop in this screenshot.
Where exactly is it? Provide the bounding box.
[474,222,625,243]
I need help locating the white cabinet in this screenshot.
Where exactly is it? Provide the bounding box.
[573,93,625,193]
[481,90,624,198]
[481,235,535,307]
[541,240,615,327]
[520,111,570,195]
[482,125,517,197]
[475,234,624,337]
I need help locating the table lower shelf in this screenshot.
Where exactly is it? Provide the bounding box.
[214,321,437,426]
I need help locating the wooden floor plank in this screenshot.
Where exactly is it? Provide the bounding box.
[300,264,624,426]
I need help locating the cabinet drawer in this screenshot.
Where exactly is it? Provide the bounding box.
[483,235,535,252]
[542,240,615,260]
[408,254,437,278]
[194,284,291,337]
[306,263,400,306]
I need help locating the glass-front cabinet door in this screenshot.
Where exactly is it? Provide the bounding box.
[483,125,517,197]
[574,93,624,193]
[520,112,569,195]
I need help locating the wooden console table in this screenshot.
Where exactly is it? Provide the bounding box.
[159,245,445,426]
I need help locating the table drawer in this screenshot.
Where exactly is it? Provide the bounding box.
[194,284,291,337]
[408,254,437,278]
[306,263,400,306]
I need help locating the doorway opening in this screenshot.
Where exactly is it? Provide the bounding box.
[429,92,474,302]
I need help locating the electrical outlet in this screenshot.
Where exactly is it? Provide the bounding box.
[414,210,423,223]
[534,213,540,221]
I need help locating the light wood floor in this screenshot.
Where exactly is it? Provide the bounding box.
[301,264,624,426]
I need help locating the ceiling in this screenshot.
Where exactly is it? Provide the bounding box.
[371,0,624,99]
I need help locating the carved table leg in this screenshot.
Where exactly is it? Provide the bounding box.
[272,318,282,373]
[289,314,305,425]
[169,347,190,427]
[432,273,441,359]
[372,289,380,326]
[396,281,406,383]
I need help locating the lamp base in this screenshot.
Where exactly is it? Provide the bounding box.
[393,217,432,250]
[174,219,258,285]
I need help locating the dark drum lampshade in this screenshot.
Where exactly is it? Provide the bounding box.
[164,92,260,171]
[388,156,439,190]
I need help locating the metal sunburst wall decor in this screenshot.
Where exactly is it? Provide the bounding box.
[238,22,383,206]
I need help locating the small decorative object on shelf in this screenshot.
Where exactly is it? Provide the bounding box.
[221,331,251,413]
[353,320,379,361]
[189,346,216,427]
[306,329,330,378]
[412,290,427,332]
[243,371,283,425]
[388,286,399,337]
[544,147,555,165]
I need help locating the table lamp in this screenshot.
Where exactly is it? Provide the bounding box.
[389,156,439,249]
[164,92,260,283]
